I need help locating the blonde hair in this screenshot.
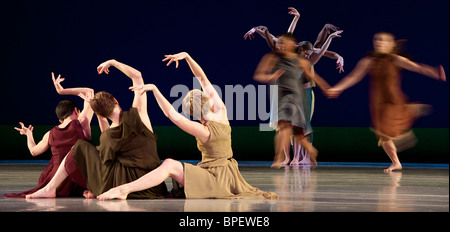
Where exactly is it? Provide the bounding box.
[182,89,210,120]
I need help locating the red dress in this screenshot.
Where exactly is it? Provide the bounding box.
[4,120,88,197]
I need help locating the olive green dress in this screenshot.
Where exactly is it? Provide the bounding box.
[71,107,168,199]
[183,121,278,199]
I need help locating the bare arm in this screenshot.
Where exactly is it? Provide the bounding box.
[326,57,372,98]
[309,30,343,65]
[287,7,300,33]
[14,123,49,156]
[130,84,211,143]
[299,58,331,92]
[253,53,285,83]
[393,55,446,81]
[322,50,345,73]
[163,52,226,114]
[52,72,95,139]
[243,25,278,51]
[97,59,153,132]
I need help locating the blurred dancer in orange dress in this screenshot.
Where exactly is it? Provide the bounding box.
[326,32,446,172]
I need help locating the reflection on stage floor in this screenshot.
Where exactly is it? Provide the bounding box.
[0,161,448,212]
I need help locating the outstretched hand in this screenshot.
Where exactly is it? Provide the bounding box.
[162,52,189,68]
[97,60,115,74]
[129,84,156,95]
[78,90,94,102]
[336,57,345,73]
[14,122,33,136]
[288,7,300,17]
[51,72,65,93]
[324,87,343,99]
[243,28,256,40]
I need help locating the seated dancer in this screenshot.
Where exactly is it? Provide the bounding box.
[326,31,446,172]
[5,73,93,197]
[244,7,344,166]
[26,60,168,199]
[97,52,278,200]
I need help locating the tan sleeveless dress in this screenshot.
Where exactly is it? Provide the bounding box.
[183,121,278,199]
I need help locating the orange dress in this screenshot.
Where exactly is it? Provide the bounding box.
[368,54,422,150]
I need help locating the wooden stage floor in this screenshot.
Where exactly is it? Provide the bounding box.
[0,161,448,212]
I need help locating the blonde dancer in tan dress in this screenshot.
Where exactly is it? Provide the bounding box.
[98,52,278,200]
[326,32,446,172]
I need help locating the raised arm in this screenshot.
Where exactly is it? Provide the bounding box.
[14,122,49,157]
[244,26,278,51]
[52,72,95,138]
[309,30,343,65]
[130,84,211,143]
[287,7,300,33]
[393,55,446,81]
[162,52,226,113]
[97,59,153,132]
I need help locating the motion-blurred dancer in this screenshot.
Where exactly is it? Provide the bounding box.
[254,33,331,168]
[326,32,446,172]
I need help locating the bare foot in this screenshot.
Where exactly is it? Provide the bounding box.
[97,187,128,201]
[309,148,318,167]
[289,160,300,166]
[26,187,56,199]
[271,162,283,169]
[83,190,96,199]
[384,163,402,173]
[280,159,290,166]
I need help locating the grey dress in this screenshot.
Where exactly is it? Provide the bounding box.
[269,55,312,135]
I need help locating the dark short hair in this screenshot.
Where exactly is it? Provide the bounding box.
[55,100,77,121]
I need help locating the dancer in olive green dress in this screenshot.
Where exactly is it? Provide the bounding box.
[98,52,278,200]
[26,59,168,199]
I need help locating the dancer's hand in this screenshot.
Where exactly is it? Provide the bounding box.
[267,69,285,82]
[162,52,189,68]
[329,30,343,39]
[14,122,33,136]
[336,56,344,73]
[129,84,156,95]
[97,60,116,74]
[325,87,343,98]
[288,7,300,17]
[324,23,339,32]
[243,28,256,40]
[51,72,65,94]
[437,65,446,82]
[78,90,94,102]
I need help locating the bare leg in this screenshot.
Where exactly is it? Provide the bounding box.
[381,140,402,172]
[294,135,318,166]
[26,155,70,199]
[290,139,300,166]
[282,136,293,165]
[97,158,184,200]
[272,122,293,168]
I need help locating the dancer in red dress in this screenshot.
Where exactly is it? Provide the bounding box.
[5,73,94,197]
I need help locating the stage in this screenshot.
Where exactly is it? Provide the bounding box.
[0,161,447,212]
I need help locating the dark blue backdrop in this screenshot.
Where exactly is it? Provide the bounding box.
[1,0,448,128]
